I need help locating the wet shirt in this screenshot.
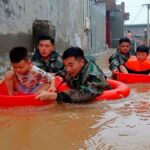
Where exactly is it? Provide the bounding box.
[31,50,64,74]
[56,58,107,103]
[16,65,54,88]
[109,50,134,71]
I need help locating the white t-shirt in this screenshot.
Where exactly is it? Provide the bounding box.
[16,65,54,89]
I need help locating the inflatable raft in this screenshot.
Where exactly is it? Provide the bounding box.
[0,78,130,107]
[0,76,63,107]
[58,79,130,101]
[117,72,150,83]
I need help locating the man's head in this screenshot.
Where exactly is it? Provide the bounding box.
[10,47,31,75]
[38,35,55,60]
[62,47,85,77]
[118,37,131,54]
[136,45,149,61]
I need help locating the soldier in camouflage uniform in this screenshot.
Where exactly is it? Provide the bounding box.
[36,47,107,103]
[109,37,135,78]
[31,35,64,74]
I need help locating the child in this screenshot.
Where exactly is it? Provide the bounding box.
[124,45,150,74]
[5,47,56,95]
[109,37,135,78]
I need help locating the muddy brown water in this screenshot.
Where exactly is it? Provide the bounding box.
[0,83,149,150]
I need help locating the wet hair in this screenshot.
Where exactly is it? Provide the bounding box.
[136,45,149,54]
[62,47,85,60]
[10,47,29,63]
[37,34,54,45]
[119,37,131,45]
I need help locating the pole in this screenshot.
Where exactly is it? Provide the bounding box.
[147,4,150,47]
[143,4,150,47]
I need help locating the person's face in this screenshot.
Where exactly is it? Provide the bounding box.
[12,60,31,75]
[64,57,85,77]
[38,40,54,59]
[119,42,131,54]
[136,52,148,62]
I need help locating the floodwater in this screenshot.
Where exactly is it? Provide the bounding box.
[0,83,149,150]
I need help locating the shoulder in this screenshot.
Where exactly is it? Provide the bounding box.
[84,60,105,77]
[51,51,63,61]
[31,65,44,73]
[51,51,64,65]
[51,51,61,58]
[147,55,150,61]
[128,56,137,61]
[109,51,119,59]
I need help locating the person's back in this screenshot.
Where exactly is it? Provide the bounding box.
[31,34,64,73]
[125,45,150,74]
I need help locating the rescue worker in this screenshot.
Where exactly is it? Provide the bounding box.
[109,37,135,78]
[36,47,108,103]
[32,34,64,74]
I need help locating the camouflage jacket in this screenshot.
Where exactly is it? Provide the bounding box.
[109,50,134,71]
[31,50,64,74]
[56,58,107,103]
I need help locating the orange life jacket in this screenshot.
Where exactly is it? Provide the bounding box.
[125,57,150,74]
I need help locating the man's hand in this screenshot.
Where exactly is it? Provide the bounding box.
[147,55,150,61]
[112,69,119,74]
[35,90,57,101]
[119,65,128,74]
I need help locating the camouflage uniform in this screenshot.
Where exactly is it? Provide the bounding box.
[31,50,64,74]
[109,50,134,71]
[56,58,107,103]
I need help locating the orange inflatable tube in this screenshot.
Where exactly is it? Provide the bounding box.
[0,76,63,107]
[125,57,150,72]
[57,79,130,101]
[117,72,150,83]
[0,78,130,107]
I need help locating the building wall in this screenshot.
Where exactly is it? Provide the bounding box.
[124,24,147,46]
[124,24,147,37]
[110,10,124,48]
[0,0,106,54]
[89,1,106,54]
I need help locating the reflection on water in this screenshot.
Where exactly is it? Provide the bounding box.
[0,83,149,150]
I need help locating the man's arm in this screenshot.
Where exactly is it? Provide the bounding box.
[36,75,106,103]
[119,65,128,74]
[109,54,120,72]
[57,75,106,103]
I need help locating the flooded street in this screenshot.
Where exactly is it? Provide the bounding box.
[0,0,149,149]
[0,83,149,150]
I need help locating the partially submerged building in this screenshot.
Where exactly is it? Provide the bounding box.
[109,2,129,48]
[0,0,116,53]
[0,0,124,73]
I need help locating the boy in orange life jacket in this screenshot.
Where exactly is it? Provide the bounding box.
[120,45,150,74]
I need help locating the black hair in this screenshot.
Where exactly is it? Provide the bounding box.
[10,47,29,63]
[62,47,85,60]
[136,45,149,54]
[38,34,54,45]
[119,37,131,45]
